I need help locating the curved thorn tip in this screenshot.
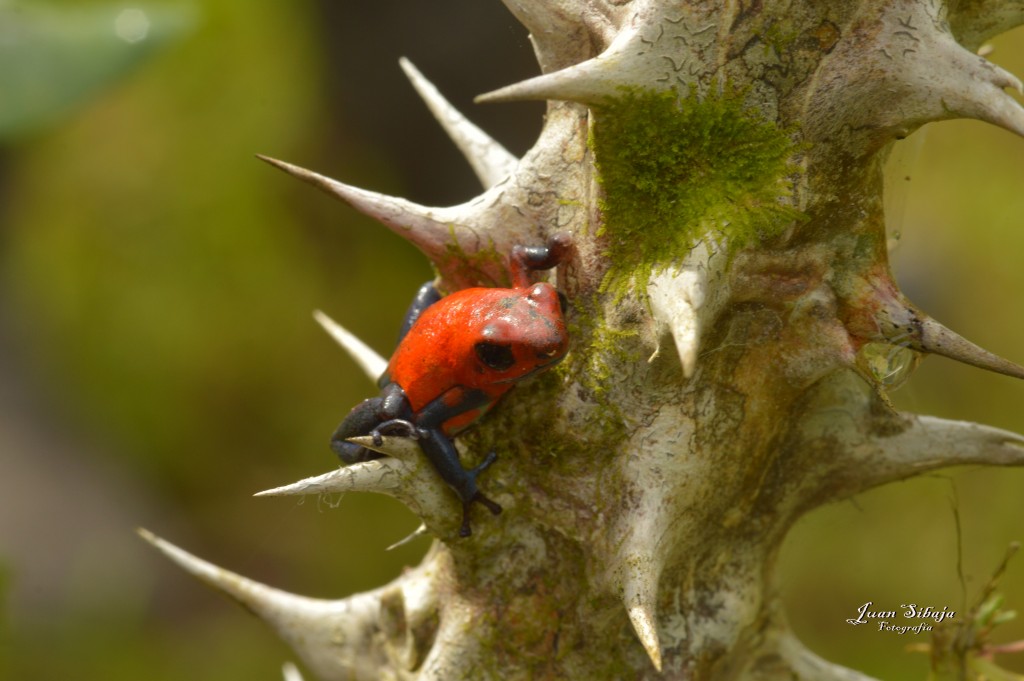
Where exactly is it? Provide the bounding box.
[618,547,665,672]
[626,602,663,671]
[648,266,707,379]
[386,523,430,551]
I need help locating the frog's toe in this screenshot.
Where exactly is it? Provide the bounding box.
[372,418,420,444]
[469,450,498,476]
[459,494,502,537]
[475,492,502,516]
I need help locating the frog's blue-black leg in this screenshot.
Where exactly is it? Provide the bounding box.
[330,382,413,463]
[414,387,502,537]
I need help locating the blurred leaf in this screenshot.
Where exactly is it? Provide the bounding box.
[981,594,1009,629]
[0,1,195,140]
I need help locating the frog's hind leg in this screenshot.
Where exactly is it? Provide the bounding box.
[417,429,502,537]
[330,382,413,463]
[330,397,386,463]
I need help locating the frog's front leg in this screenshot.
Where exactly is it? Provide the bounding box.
[330,382,413,463]
[509,233,572,286]
[414,387,503,537]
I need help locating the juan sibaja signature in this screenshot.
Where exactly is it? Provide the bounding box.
[846,601,956,634]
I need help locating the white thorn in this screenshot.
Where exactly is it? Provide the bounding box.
[256,154,522,288]
[609,444,679,673]
[823,413,1024,501]
[256,155,458,254]
[254,457,409,498]
[399,57,518,188]
[776,630,881,679]
[626,600,663,672]
[313,310,387,383]
[477,23,658,105]
[140,528,246,594]
[386,523,430,551]
[648,263,707,379]
[139,527,324,620]
[912,415,1024,465]
[934,38,1024,137]
[476,57,620,105]
[966,75,1024,137]
[139,529,388,681]
[281,662,304,681]
[618,543,666,672]
[990,62,1024,94]
[255,443,453,528]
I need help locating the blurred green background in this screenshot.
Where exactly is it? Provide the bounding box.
[0,2,1021,679]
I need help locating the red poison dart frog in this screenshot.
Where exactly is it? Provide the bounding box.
[331,234,571,537]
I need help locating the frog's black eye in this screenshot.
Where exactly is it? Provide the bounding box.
[475,341,516,371]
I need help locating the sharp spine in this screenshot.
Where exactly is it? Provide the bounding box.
[476,59,617,105]
[254,458,409,498]
[860,286,1024,380]
[255,155,457,247]
[313,310,387,383]
[626,600,663,672]
[399,57,518,188]
[914,316,1024,379]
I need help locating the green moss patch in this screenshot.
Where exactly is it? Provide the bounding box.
[591,86,803,297]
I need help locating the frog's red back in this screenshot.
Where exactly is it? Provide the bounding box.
[386,282,567,435]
